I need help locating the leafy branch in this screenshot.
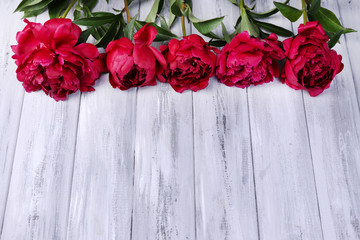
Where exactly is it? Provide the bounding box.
[273,0,356,48]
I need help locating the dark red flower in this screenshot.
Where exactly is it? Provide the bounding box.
[12,18,104,101]
[159,34,218,93]
[216,31,285,88]
[281,21,344,96]
[105,24,166,90]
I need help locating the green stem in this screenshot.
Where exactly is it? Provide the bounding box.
[124,0,131,23]
[302,0,308,24]
[61,0,77,18]
[181,2,186,37]
[239,0,244,10]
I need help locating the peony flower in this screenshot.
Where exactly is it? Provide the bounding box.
[281,21,344,96]
[159,34,219,93]
[105,24,166,90]
[216,31,285,88]
[12,18,105,101]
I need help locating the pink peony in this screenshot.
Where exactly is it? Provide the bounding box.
[12,18,105,101]
[160,34,219,93]
[216,31,285,88]
[281,21,344,96]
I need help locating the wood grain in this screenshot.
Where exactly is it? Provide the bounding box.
[1,13,80,240]
[337,0,360,107]
[300,1,360,239]
[0,0,359,239]
[247,1,323,239]
[0,1,26,234]
[131,1,196,239]
[192,1,259,239]
[66,1,138,239]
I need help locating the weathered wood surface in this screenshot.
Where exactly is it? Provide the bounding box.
[0,1,26,233]
[131,1,196,239]
[298,0,360,239]
[1,11,80,240]
[248,0,324,239]
[192,1,258,239]
[0,0,359,239]
[66,1,137,239]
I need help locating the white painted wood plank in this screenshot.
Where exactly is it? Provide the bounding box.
[66,81,136,240]
[131,1,196,239]
[337,0,360,107]
[298,0,360,239]
[248,1,323,239]
[0,0,26,233]
[1,13,80,240]
[66,1,138,239]
[192,1,259,239]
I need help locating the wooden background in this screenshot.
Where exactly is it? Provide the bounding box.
[0,0,359,239]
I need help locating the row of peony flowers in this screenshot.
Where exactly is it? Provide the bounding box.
[12,18,343,101]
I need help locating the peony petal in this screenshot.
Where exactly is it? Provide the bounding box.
[24,20,52,47]
[149,46,167,70]
[107,50,134,77]
[106,38,133,55]
[93,53,108,73]
[134,24,157,46]
[308,87,325,97]
[45,18,81,47]
[283,60,303,90]
[189,78,209,92]
[31,49,54,67]
[75,43,99,59]
[133,45,155,69]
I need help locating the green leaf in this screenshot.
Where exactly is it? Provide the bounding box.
[308,0,320,15]
[314,7,343,33]
[328,29,343,48]
[22,7,45,18]
[254,20,293,37]
[92,11,117,17]
[192,17,224,35]
[228,0,239,6]
[235,16,241,28]
[237,8,259,37]
[81,0,98,11]
[74,15,117,26]
[95,19,121,48]
[273,1,302,22]
[170,0,183,17]
[259,29,270,39]
[21,0,53,12]
[248,7,278,18]
[184,0,192,10]
[124,14,137,40]
[14,0,42,12]
[248,0,289,18]
[91,27,102,40]
[77,27,94,44]
[184,7,224,37]
[343,28,356,34]
[134,21,179,41]
[82,5,92,17]
[221,22,231,43]
[168,0,177,26]
[145,0,161,23]
[158,15,170,30]
[208,39,227,47]
[246,3,256,11]
[74,9,81,20]
[48,0,69,19]
[202,31,222,39]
